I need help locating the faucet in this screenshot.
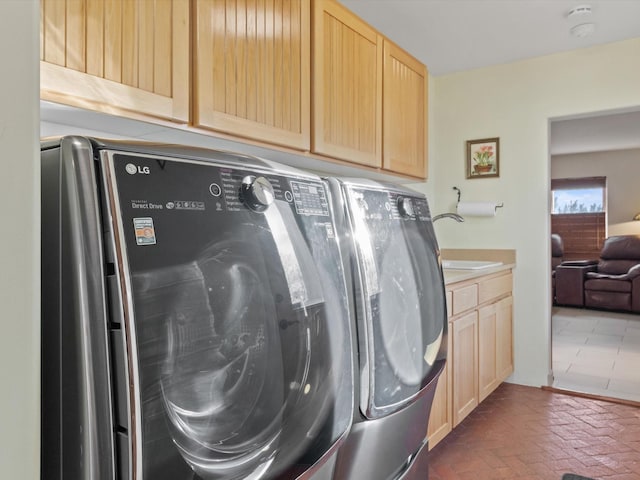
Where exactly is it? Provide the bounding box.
[432,213,464,223]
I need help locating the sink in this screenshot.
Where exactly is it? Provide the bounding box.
[442,260,503,270]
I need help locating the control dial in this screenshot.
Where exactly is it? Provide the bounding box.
[241,176,275,212]
[397,196,415,218]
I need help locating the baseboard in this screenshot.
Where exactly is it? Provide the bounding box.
[541,386,640,408]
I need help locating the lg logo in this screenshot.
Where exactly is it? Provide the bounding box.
[125,163,150,175]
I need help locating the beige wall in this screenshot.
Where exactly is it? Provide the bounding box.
[428,38,640,387]
[552,148,640,237]
[0,1,40,478]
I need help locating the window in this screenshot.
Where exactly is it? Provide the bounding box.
[551,177,606,214]
[551,176,607,260]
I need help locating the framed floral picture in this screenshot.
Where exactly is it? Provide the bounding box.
[466,137,499,179]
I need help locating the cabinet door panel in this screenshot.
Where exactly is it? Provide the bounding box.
[194,0,311,150]
[452,311,478,427]
[496,296,514,381]
[478,303,499,402]
[313,0,382,167]
[41,0,189,122]
[383,40,427,178]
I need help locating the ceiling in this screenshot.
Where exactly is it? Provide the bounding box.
[339,0,640,77]
[339,0,640,155]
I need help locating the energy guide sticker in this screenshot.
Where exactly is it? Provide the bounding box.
[133,217,157,245]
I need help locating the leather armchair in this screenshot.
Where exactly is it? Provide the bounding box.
[584,235,640,313]
[555,235,640,313]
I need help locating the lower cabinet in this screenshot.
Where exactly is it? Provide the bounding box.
[428,269,513,449]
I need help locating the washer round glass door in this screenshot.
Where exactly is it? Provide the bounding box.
[108,153,352,480]
[346,186,446,419]
[134,234,331,480]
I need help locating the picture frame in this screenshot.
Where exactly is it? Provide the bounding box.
[466,137,499,179]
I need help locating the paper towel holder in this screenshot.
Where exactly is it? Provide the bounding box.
[453,186,504,212]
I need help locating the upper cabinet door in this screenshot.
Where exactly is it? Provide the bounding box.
[312,0,382,168]
[194,0,311,151]
[40,0,190,123]
[383,40,427,178]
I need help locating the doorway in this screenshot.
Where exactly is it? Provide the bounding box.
[549,109,640,403]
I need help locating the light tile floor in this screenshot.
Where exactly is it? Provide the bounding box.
[552,306,640,403]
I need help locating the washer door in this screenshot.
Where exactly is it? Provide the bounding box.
[378,227,442,384]
[106,153,353,480]
[133,234,331,480]
[345,186,446,419]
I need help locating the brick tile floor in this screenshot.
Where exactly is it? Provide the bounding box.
[428,383,640,480]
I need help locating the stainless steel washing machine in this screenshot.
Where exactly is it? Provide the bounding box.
[326,178,447,480]
[41,136,355,480]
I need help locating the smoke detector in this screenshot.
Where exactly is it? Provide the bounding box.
[567,5,595,38]
[567,5,593,19]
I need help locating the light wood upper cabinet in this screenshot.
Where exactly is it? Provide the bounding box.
[312,0,428,177]
[383,40,427,178]
[40,0,189,123]
[193,0,311,150]
[40,0,428,178]
[312,0,383,168]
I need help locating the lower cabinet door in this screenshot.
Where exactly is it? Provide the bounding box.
[496,296,514,381]
[452,311,478,427]
[478,303,499,402]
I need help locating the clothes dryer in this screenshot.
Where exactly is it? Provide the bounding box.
[327,178,447,480]
[41,137,354,480]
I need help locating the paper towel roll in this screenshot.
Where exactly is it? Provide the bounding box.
[457,201,497,217]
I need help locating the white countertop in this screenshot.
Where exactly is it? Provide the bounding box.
[442,263,515,285]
